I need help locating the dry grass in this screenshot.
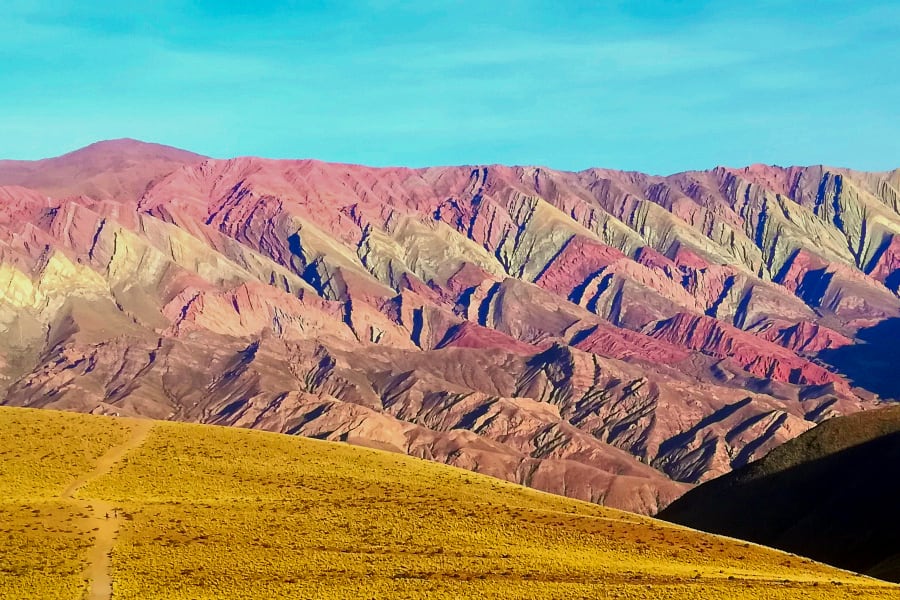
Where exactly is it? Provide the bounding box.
[0,407,133,599]
[0,407,130,499]
[0,502,92,600]
[2,407,899,599]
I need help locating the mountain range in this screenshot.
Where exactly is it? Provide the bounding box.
[1,139,898,515]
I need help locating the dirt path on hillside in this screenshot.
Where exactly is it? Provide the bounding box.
[61,420,154,600]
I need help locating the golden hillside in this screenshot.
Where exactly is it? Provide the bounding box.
[1,406,896,600]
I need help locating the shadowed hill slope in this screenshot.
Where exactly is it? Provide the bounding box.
[1,406,898,599]
[659,405,900,581]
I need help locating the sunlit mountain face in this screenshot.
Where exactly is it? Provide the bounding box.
[1,139,898,514]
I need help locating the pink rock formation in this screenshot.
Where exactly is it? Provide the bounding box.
[0,139,896,515]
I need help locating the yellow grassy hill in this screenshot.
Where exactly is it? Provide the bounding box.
[1,406,897,600]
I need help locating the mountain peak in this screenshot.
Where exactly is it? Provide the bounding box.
[0,138,207,202]
[53,138,207,163]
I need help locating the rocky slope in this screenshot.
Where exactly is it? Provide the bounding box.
[659,404,900,581]
[0,139,898,514]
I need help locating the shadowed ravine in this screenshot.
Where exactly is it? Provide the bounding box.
[817,318,900,401]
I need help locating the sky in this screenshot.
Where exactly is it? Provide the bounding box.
[0,1,898,174]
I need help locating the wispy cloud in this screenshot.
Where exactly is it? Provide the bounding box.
[0,1,897,172]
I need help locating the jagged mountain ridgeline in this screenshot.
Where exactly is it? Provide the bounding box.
[1,139,898,515]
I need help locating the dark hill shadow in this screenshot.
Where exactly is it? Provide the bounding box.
[817,317,900,400]
[659,431,900,580]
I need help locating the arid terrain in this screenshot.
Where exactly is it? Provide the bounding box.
[1,406,897,599]
[1,140,899,514]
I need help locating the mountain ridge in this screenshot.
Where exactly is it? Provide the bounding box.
[4,138,896,179]
[0,139,898,515]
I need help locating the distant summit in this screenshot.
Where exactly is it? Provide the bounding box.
[0,138,206,202]
[50,137,206,162]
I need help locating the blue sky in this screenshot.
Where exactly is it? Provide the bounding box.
[1,1,898,173]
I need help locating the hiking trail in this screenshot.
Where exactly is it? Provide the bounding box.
[60,419,154,600]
